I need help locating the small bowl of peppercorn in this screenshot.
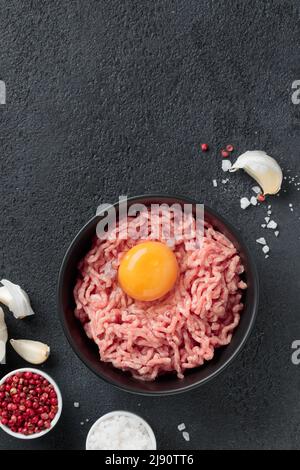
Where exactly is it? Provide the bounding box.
[0,368,62,439]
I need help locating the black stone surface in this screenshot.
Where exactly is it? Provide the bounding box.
[0,0,300,450]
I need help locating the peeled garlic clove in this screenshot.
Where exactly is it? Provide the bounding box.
[0,307,8,364]
[10,339,50,364]
[229,150,283,195]
[0,342,6,365]
[0,279,35,319]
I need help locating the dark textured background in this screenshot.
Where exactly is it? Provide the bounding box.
[0,0,300,450]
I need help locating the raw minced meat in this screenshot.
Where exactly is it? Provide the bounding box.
[74,209,246,381]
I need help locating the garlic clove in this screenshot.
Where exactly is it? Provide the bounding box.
[0,342,6,365]
[0,279,35,319]
[0,307,8,364]
[229,150,283,195]
[0,286,12,305]
[10,339,50,364]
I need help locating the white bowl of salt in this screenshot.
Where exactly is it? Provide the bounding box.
[86,410,156,450]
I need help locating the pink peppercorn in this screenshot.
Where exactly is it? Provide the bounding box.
[221,150,230,158]
[0,372,59,436]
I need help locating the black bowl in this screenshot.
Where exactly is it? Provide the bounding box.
[58,195,259,396]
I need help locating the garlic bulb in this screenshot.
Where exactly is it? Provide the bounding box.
[0,279,35,319]
[0,307,8,364]
[10,339,50,364]
[229,150,283,195]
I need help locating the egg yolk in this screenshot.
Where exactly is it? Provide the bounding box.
[118,241,179,301]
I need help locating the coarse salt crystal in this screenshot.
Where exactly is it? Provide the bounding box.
[212,179,218,187]
[289,203,293,207]
[261,224,266,228]
[250,196,257,206]
[267,220,277,229]
[264,217,270,223]
[262,245,270,254]
[256,237,266,245]
[240,197,250,210]
[267,210,272,216]
[252,186,261,194]
[274,231,279,237]
[222,160,232,172]
[182,431,190,442]
[74,402,80,408]
[178,423,186,431]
